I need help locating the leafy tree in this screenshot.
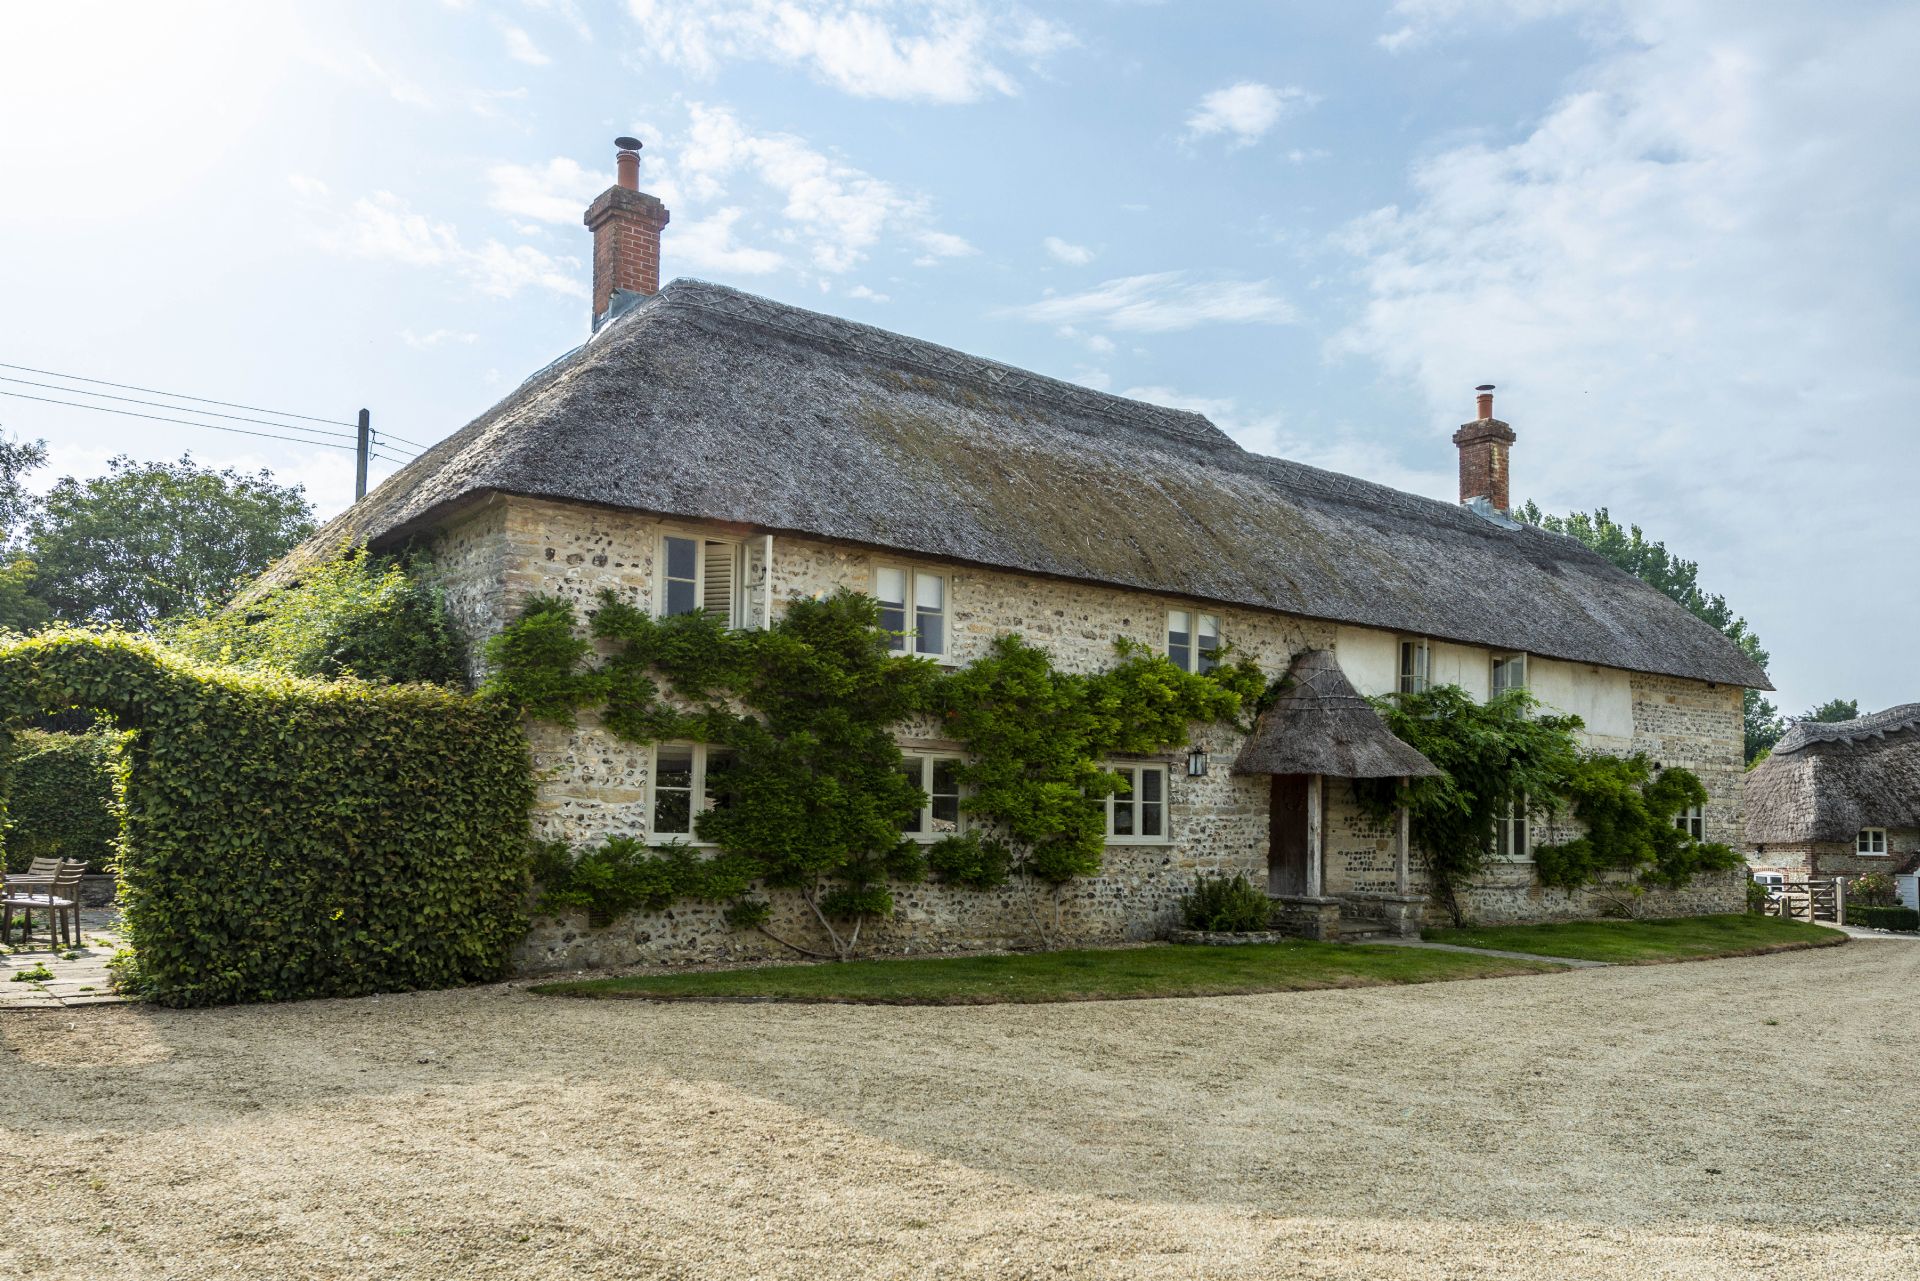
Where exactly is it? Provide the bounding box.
[27,454,314,629]
[1515,502,1780,763]
[1799,697,1859,724]
[166,549,464,686]
[0,430,51,633]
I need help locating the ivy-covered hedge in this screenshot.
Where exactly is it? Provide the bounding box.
[0,630,533,1006]
[1848,904,1919,932]
[1,727,123,873]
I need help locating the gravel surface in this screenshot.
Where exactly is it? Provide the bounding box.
[2,938,1915,1279]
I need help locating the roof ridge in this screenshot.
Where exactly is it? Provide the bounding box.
[1776,702,1920,753]
[650,278,1238,455]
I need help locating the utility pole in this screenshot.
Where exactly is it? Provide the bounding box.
[354,408,370,502]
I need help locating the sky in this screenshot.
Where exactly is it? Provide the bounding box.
[0,0,1914,717]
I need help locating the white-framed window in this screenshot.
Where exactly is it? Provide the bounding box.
[875,565,948,660]
[661,535,742,627]
[1166,609,1221,674]
[1675,804,1706,841]
[1752,872,1785,889]
[900,754,966,839]
[1493,796,1530,861]
[1858,827,1889,856]
[1103,763,1169,844]
[649,742,736,841]
[1491,652,1528,698]
[1399,638,1431,695]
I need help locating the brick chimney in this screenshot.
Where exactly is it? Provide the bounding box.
[1452,384,1517,510]
[583,137,670,331]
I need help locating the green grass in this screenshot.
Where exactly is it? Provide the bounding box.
[530,939,1565,1005]
[1423,913,1844,964]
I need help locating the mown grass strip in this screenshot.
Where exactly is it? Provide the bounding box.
[530,939,1564,1005]
[1423,913,1844,964]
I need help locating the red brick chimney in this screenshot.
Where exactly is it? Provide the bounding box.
[583,136,670,331]
[1452,384,1517,510]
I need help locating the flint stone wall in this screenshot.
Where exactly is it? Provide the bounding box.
[427,496,1752,973]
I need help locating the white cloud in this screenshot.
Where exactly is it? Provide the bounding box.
[915,229,977,259]
[1043,235,1094,265]
[287,173,330,198]
[1007,272,1297,333]
[310,50,436,109]
[400,328,481,349]
[495,19,551,65]
[323,192,584,298]
[674,206,786,274]
[846,283,890,302]
[1336,0,1920,713]
[1185,81,1315,146]
[623,0,1073,103]
[486,158,604,223]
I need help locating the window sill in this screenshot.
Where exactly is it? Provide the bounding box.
[1106,837,1174,848]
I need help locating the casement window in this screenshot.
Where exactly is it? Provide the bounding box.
[1167,610,1220,674]
[875,565,948,660]
[1857,827,1889,856]
[1674,804,1706,841]
[1398,639,1431,695]
[1752,872,1785,890]
[650,742,736,841]
[1491,652,1528,698]
[900,754,966,839]
[1104,763,1169,844]
[661,535,742,627]
[1493,796,1530,861]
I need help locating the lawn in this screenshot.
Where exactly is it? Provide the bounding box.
[1423,913,1844,964]
[530,939,1564,1004]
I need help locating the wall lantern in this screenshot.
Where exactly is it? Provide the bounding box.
[1187,746,1209,778]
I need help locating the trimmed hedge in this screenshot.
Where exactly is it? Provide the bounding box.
[0,630,533,1006]
[1,728,123,873]
[1848,904,1919,932]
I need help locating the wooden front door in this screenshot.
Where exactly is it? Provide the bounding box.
[1269,774,1310,896]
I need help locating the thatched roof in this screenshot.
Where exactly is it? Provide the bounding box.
[292,279,1769,688]
[1744,704,1920,843]
[1233,649,1442,779]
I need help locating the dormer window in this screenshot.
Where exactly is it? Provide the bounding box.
[1858,828,1888,856]
[1398,638,1431,695]
[661,535,742,627]
[875,565,948,660]
[1167,610,1220,673]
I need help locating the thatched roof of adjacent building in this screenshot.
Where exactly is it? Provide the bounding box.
[1744,704,1920,843]
[1233,649,1443,780]
[293,279,1769,687]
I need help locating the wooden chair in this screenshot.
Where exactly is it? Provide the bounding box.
[2,860,84,947]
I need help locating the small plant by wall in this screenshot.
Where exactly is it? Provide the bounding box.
[0,629,533,1006]
[484,590,1263,957]
[1178,873,1273,932]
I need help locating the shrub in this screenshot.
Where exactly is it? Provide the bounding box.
[167,549,465,687]
[1745,878,1775,914]
[0,629,533,1006]
[1532,754,1743,890]
[532,835,756,925]
[2,727,123,873]
[1848,904,1918,932]
[1179,873,1272,933]
[925,832,1015,890]
[1849,871,1897,907]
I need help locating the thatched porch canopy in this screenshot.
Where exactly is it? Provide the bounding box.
[1745,703,1920,843]
[1234,649,1442,780]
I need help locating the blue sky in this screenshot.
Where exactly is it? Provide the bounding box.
[1,0,1914,717]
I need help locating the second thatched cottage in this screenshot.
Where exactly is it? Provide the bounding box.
[289,141,1771,969]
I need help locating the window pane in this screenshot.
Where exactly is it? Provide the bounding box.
[653,743,695,836]
[656,745,695,789]
[914,573,944,611]
[1140,769,1162,803]
[915,607,945,656]
[665,580,697,616]
[900,762,924,834]
[1167,611,1191,671]
[931,759,961,798]
[931,794,960,833]
[1141,770,1163,837]
[1197,616,1219,674]
[876,567,906,607]
[1111,768,1135,836]
[665,536,697,582]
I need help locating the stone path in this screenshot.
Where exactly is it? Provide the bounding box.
[1359,935,1614,967]
[0,907,124,1009]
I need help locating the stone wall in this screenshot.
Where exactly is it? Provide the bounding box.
[430,496,1755,972]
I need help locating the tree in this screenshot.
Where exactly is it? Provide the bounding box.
[0,430,48,548]
[1515,502,1781,764]
[1799,697,1858,724]
[26,455,314,629]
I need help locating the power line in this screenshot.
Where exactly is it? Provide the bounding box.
[0,374,357,448]
[0,389,360,453]
[375,429,434,451]
[0,359,358,429]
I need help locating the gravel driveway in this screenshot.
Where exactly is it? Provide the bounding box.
[3,938,1915,1279]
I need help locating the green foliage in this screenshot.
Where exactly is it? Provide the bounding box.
[1800,698,1859,724]
[1745,878,1774,914]
[0,432,48,548]
[167,549,464,686]
[1849,871,1896,907]
[925,832,1014,889]
[1,728,123,873]
[1179,873,1273,932]
[532,836,756,924]
[1531,755,1743,889]
[0,555,50,635]
[1369,685,1584,924]
[486,593,1258,954]
[1848,904,1918,931]
[1515,503,1780,763]
[0,629,533,1006]
[25,454,314,629]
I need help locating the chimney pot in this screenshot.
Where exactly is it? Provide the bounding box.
[1475,384,1495,420]
[584,136,670,331]
[1452,385,1516,510]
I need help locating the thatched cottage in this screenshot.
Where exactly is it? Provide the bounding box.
[1744,704,1920,886]
[289,143,1771,968]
